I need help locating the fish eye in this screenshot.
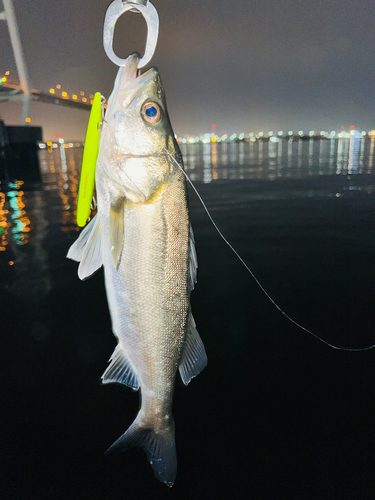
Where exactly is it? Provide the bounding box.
[142,102,162,124]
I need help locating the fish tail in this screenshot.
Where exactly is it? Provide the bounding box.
[106,415,177,487]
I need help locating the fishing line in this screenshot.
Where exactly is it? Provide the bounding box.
[164,148,375,352]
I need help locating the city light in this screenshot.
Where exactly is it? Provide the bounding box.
[4,73,375,141]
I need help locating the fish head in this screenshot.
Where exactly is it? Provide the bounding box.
[102,58,180,203]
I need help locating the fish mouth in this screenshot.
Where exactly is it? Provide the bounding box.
[119,67,159,110]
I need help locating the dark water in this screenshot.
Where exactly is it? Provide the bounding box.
[2,139,375,499]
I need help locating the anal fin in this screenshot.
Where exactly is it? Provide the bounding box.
[102,344,139,390]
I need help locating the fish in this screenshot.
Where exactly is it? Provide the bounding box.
[67,53,207,487]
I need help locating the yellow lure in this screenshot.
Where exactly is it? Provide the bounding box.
[76,92,102,227]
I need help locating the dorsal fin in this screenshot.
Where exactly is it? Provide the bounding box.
[179,312,207,385]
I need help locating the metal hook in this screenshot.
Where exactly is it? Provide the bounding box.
[103,0,159,69]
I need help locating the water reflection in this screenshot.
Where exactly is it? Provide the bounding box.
[39,146,82,232]
[0,138,374,262]
[181,138,375,182]
[0,181,31,251]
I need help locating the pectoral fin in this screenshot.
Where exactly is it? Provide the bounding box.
[101,344,139,390]
[66,214,103,280]
[188,223,198,292]
[109,196,125,269]
[179,312,207,385]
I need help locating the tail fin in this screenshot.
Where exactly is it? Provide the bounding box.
[106,415,177,487]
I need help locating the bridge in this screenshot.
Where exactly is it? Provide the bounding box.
[0,0,92,125]
[0,81,92,113]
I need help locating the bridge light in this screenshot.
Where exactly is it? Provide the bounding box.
[49,89,55,94]
[72,95,77,100]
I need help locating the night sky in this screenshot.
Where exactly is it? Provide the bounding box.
[1,0,374,140]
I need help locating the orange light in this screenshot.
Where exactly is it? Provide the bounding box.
[89,94,94,99]
[72,94,77,100]
[1,77,6,83]
[56,84,61,89]
[8,261,14,266]
[82,97,87,103]
[49,88,55,94]
[62,91,68,98]
[25,117,31,123]
[90,99,93,105]
[80,91,85,96]
[5,71,10,76]
[104,103,107,109]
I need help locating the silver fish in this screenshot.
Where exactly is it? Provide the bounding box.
[67,54,207,487]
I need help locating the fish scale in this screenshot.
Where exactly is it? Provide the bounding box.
[67,54,207,486]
